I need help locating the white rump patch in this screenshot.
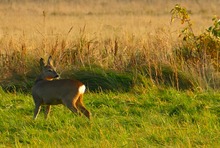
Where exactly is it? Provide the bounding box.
[79,85,86,94]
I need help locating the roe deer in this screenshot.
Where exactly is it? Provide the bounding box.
[32,56,90,119]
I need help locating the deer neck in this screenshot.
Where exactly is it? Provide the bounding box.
[35,75,53,84]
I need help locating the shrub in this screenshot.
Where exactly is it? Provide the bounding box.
[171,4,220,89]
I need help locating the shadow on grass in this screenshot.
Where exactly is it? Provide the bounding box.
[0,67,134,93]
[64,67,133,92]
[0,65,195,93]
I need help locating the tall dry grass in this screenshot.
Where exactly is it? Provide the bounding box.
[0,0,219,90]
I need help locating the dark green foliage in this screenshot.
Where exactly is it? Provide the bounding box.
[70,68,133,92]
[0,65,134,93]
[138,64,194,90]
[0,64,196,93]
[0,75,35,93]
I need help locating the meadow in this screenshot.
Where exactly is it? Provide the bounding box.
[1,87,220,147]
[0,0,220,147]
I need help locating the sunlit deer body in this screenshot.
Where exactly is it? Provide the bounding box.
[32,56,90,119]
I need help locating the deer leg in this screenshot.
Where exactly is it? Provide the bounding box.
[44,105,51,119]
[76,94,91,119]
[33,104,41,120]
[62,97,79,116]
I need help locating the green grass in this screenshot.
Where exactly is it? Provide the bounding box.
[0,87,219,147]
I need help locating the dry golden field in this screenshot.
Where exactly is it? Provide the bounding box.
[0,0,219,52]
[0,0,220,90]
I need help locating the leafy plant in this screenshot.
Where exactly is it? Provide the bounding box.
[171,4,220,89]
[207,16,220,38]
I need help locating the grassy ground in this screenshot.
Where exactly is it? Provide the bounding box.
[0,87,220,147]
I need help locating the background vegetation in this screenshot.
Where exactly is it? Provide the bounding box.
[0,0,219,147]
[0,0,219,91]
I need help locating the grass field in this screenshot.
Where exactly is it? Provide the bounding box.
[0,88,220,147]
[0,0,220,147]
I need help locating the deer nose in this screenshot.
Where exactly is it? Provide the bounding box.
[55,74,59,78]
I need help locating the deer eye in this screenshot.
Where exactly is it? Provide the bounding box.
[48,69,53,72]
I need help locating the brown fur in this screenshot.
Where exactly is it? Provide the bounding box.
[32,56,90,119]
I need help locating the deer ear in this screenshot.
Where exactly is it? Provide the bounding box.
[40,58,45,68]
[47,56,53,66]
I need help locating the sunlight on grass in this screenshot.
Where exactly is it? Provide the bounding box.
[1,88,219,147]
